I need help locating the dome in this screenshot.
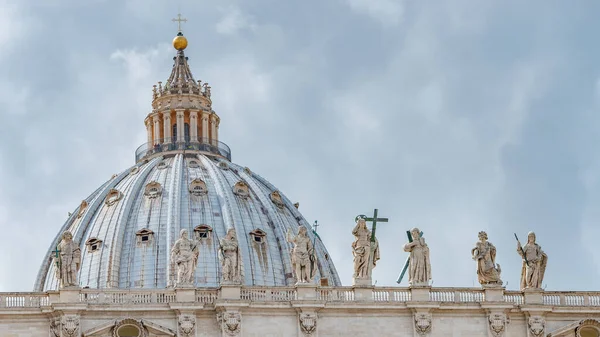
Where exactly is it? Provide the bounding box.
[33,31,341,291]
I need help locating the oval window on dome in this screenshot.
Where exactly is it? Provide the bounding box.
[218,161,229,170]
[233,181,249,198]
[105,189,123,206]
[130,166,140,175]
[189,179,208,196]
[188,160,200,168]
[270,191,285,209]
[157,160,168,170]
[144,181,162,199]
[243,167,251,174]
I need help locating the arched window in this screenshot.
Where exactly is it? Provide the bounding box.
[144,181,162,199]
[189,179,208,196]
[194,224,213,240]
[86,238,103,252]
[233,181,250,198]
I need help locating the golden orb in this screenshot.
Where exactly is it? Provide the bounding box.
[173,33,188,50]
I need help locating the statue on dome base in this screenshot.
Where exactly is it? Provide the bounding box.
[219,228,242,284]
[55,231,81,288]
[516,231,548,291]
[352,217,379,285]
[472,231,502,286]
[170,229,199,287]
[286,226,316,284]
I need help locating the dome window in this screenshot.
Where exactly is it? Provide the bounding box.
[194,224,213,240]
[86,238,103,252]
[135,228,154,245]
[233,181,250,198]
[250,229,266,244]
[157,161,168,170]
[218,161,229,170]
[130,166,140,175]
[270,191,285,209]
[144,181,162,199]
[189,179,208,196]
[244,167,252,174]
[105,189,123,206]
[188,160,200,168]
[76,200,88,219]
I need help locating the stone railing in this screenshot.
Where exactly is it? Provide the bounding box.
[2,288,600,308]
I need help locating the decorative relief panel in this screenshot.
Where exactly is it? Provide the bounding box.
[217,311,241,336]
[61,315,80,337]
[414,312,432,335]
[178,314,196,337]
[488,312,509,337]
[528,316,545,337]
[299,312,317,336]
[50,317,61,337]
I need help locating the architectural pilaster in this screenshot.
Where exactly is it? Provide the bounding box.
[145,118,152,145]
[190,110,199,143]
[210,114,217,145]
[152,114,161,145]
[176,109,185,143]
[201,111,209,142]
[163,111,172,143]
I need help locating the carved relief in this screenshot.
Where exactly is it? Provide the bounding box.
[488,312,509,337]
[233,181,250,198]
[144,181,162,199]
[299,312,317,336]
[270,191,285,208]
[218,311,242,336]
[414,312,432,335]
[189,179,208,196]
[50,317,60,337]
[105,188,123,206]
[178,314,196,337]
[61,315,80,337]
[528,316,545,337]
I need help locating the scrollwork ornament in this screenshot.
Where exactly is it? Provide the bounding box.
[414,312,432,335]
[488,312,509,337]
[61,315,80,337]
[219,311,241,336]
[299,312,317,336]
[528,316,545,337]
[178,314,196,337]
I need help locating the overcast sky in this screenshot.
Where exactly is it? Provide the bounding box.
[1,0,599,291]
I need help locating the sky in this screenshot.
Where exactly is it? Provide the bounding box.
[0,0,599,292]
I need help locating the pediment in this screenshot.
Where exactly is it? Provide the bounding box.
[82,318,175,337]
[548,319,600,337]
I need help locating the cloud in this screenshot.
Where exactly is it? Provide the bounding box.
[345,0,404,26]
[216,5,256,36]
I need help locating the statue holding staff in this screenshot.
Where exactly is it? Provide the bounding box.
[515,232,548,290]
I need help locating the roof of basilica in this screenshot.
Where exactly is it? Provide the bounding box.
[33,31,341,291]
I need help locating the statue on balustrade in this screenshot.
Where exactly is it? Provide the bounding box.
[170,229,199,287]
[471,231,502,286]
[286,226,316,284]
[352,217,379,280]
[55,231,81,288]
[517,231,548,290]
[403,227,431,286]
[219,228,242,284]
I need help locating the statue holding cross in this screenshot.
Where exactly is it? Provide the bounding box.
[401,228,431,286]
[352,209,388,286]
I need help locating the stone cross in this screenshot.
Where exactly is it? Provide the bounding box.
[52,246,61,270]
[172,13,188,32]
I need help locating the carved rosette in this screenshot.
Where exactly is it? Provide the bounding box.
[178,314,196,337]
[61,315,80,337]
[488,313,509,337]
[299,312,317,336]
[218,311,242,336]
[414,312,432,335]
[528,316,545,337]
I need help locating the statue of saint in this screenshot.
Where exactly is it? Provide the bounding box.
[471,231,502,285]
[286,226,316,284]
[55,231,81,288]
[219,228,241,284]
[170,229,199,287]
[403,228,431,286]
[517,232,548,290]
[352,218,379,279]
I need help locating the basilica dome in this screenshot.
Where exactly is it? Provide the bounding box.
[33,32,341,291]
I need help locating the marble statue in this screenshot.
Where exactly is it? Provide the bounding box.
[54,231,81,288]
[352,218,379,280]
[403,228,432,286]
[286,226,316,283]
[471,231,502,285]
[219,228,241,284]
[170,229,199,287]
[517,232,548,290]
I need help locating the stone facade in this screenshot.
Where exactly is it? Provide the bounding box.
[0,286,599,336]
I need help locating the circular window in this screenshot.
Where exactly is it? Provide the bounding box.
[117,324,141,337]
[580,327,600,337]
